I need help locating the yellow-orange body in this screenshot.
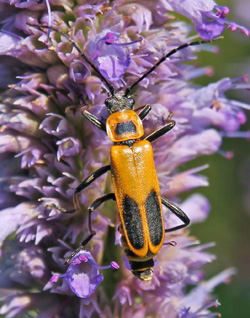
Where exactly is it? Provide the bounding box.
[110,141,164,257]
[106,109,165,278]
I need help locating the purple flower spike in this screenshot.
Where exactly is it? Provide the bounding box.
[0,1,249,317]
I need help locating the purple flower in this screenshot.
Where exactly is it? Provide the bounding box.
[56,137,82,160]
[0,1,249,317]
[87,30,132,82]
[46,250,118,298]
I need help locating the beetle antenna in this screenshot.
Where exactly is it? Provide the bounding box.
[125,36,223,97]
[28,24,115,96]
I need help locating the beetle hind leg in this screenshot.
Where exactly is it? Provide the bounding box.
[44,190,81,215]
[65,193,116,263]
[161,197,190,232]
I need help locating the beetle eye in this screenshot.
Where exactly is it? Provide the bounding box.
[105,99,111,107]
[128,98,135,108]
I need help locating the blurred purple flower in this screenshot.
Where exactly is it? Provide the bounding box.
[117,0,249,38]
[0,1,249,318]
[168,0,249,39]
[87,29,137,82]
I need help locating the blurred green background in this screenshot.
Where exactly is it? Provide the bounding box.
[185,0,250,316]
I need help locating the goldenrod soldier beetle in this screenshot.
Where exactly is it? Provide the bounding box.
[36,25,220,280]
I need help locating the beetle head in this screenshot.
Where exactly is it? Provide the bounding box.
[105,94,135,113]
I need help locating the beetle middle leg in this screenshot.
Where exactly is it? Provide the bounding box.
[161,197,190,232]
[66,192,116,263]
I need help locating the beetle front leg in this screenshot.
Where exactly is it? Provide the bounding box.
[145,118,175,143]
[161,197,190,232]
[65,193,116,263]
[138,104,152,121]
[82,110,106,132]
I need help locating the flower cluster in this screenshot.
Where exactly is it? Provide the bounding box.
[0,0,249,318]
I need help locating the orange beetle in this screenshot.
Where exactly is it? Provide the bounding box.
[50,33,218,280]
[71,91,190,280]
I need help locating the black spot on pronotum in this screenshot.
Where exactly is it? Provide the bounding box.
[122,195,144,249]
[115,121,136,135]
[145,190,163,246]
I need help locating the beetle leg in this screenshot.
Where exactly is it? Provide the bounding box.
[74,165,111,196]
[46,165,111,214]
[82,110,106,132]
[84,192,116,242]
[161,197,190,232]
[65,193,116,263]
[138,104,152,121]
[145,118,175,143]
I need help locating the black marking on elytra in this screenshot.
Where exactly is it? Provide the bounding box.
[115,121,136,136]
[121,234,128,245]
[130,258,154,271]
[122,195,144,249]
[145,190,163,246]
[118,223,123,231]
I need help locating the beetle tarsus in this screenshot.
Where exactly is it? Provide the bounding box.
[81,231,97,246]
[65,246,85,264]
